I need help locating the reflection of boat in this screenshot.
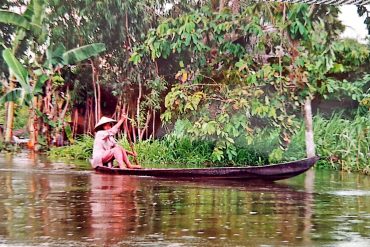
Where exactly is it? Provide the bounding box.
[94,156,319,181]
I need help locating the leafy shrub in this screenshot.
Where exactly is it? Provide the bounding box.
[48,112,369,173]
[48,135,94,161]
[284,112,370,173]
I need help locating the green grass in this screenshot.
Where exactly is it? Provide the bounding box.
[48,134,270,169]
[48,112,370,174]
[48,135,94,161]
[284,112,370,174]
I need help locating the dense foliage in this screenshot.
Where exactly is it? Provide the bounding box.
[286,112,370,174]
[48,112,369,172]
[132,3,369,161]
[1,1,370,174]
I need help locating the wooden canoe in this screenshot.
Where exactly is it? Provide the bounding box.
[94,156,319,181]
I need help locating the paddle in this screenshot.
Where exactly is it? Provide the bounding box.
[122,113,141,168]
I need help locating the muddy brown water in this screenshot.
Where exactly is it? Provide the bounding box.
[0,152,369,246]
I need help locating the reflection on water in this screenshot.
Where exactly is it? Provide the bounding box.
[0,152,370,246]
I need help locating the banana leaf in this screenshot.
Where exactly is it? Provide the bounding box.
[63,43,106,65]
[2,49,29,90]
[0,10,30,30]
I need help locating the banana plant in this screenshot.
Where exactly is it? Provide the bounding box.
[1,0,105,148]
[42,42,106,146]
[0,0,47,144]
[0,49,47,106]
[44,43,106,68]
[1,42,106,149]
[0,10,31,30]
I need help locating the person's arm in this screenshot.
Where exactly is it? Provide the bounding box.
[109,113,127,135]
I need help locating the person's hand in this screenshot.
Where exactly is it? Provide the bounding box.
[132,152,137,157]
[120,112,128,120]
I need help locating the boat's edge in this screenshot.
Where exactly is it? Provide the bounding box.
[94,156,319,181]
[95,156,319,171]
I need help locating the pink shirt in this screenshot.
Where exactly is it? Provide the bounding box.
[92,125,119,167]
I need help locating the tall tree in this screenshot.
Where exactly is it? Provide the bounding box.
[131,2,368,161]
[45,0,207,139]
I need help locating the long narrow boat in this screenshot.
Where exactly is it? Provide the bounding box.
[94,156,319,181]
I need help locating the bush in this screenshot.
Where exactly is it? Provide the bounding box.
[48,112,369,173]
[284,112,370,174]
[49,134,270,169]
[48,135,94,161]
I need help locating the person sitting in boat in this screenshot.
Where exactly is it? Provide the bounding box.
[91,114,141,169]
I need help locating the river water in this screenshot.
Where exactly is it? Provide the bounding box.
[0,152,369,246]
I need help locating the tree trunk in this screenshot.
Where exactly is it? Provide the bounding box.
[54,88,70,146]
[83,100,89,133]
[96,72,101,120]
[131,111,136,143]
[43,79,52,115]
[59,88,70,123]
[4,81,15,143]
[136,80,142,140]
[304,97,315,158]
[91,60,100,123]
[72,108,78,138]
[90,98,94,133]
[4,102,15,143]
[125,10,132,49]
[303,97,315,241]
[219,0,226,11]
[28,96,39,150]
[84,97,93,134]
[113,96,123,119]
[139,110,151,141]
[152,109,156,140]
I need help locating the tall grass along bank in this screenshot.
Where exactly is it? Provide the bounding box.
[285,112,369,174]
[48,112,369,174]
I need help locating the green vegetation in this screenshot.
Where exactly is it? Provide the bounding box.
[49,111,369,172]
[1,1,370,175]
[48,132,270,168]
[13,106,28,131]
[132,3,369,163]
[285,112,370,173]
[48,135,94,161]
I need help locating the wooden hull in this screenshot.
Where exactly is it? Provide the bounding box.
[94,156,319,181]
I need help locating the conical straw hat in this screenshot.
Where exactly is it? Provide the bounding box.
[94,116,117,131]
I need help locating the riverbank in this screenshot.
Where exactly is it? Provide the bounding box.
[47,112,369,174]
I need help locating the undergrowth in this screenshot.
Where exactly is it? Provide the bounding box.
[284,112,370,174]
[48,112,369,174]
